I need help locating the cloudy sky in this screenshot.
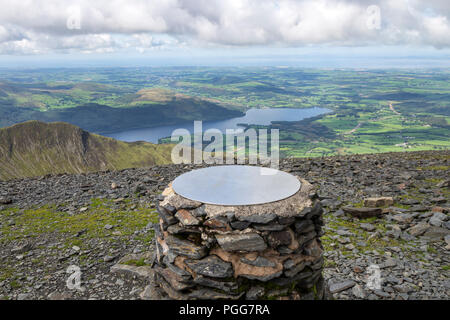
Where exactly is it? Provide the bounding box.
[0,0,449,67]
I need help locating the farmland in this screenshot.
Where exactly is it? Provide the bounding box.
[0,67,448,157]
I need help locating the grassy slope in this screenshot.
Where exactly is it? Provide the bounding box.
[0,121,173,180]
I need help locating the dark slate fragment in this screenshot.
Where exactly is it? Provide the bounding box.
[245,286,265,300]
[343,206,382,219]
[188,288,244,300]
[215,233,267,252]
[154,266,194,291]
[156,204,178,226]
[253,222,285,231]
[267,230,292,248]
[192,275,238,293]
[298,230,317,247]
[284,262,307,277]
[230,220,251,230]
[164,235,207,259]
[192,205,207,217]
[277,216,296,225]
[305,202,323,219]
[237,213,277,224]
[165,262,192,281]
[240,256,276,268]
[166,224,201,235]
[294,219,315,234]
[185,255,233,278]
[204,217,232,231]
[240,270,283,282]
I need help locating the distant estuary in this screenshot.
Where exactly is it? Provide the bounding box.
[104,107,330,143]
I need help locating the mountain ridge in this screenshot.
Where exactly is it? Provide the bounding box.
[0,120,173,180]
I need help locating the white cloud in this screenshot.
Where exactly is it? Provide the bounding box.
[0,0,449,55]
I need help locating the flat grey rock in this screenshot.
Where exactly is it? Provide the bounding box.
[329,280,356,293]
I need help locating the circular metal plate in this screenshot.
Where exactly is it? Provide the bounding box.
[172,165,301,206]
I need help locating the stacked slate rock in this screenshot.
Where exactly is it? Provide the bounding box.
[152,177,330,300]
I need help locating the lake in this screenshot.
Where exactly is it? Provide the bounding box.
[104,107,330,143]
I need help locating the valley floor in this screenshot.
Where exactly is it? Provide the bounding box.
[0,150,449,300]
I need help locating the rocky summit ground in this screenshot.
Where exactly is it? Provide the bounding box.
[0,150,449,300]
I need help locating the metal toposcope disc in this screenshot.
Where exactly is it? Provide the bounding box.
[172,165,301,206]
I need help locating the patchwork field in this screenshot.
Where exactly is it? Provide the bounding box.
[0,67,448,157]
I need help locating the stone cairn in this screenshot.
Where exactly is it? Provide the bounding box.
[152,177,329,300]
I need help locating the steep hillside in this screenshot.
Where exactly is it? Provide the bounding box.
[0,121,173,180]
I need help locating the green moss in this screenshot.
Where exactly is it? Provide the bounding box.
[0,199,159,243]
[9,280,21,289]
[427,246,438,254]
[417,165,450,171]
[122,257,148,267]
[392,203,411,210]
[441,265,450,271]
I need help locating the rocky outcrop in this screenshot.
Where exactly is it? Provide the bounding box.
[0,120,173,180]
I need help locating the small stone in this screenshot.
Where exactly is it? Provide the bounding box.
[429,216,443,227]
[338,237,350,244]
[11,242,31,254]
[103,255,116,262]
[374,289,390,298]
[407,223,430,237]
[392,213,414,224]
[343,207,382,219]
[423,226,450,241]
[48,291,71,300]
[345,244,355,250]
[360,223,376,231]
[139,285,162,300]
[353,266,364,273]
[17,293,30,300]
[364,197,394,208]
[445,234,450,245]
[329,280,356,293]
[104,224,113,230]
[116,279,125,286]
[352,284,366,299]
[110,264,154,279]
[393,284,414,293]
[380,258,397,269]
[0,197,13,205]
[246,286,265,300]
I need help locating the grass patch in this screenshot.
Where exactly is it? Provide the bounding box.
[0,198,159,243]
